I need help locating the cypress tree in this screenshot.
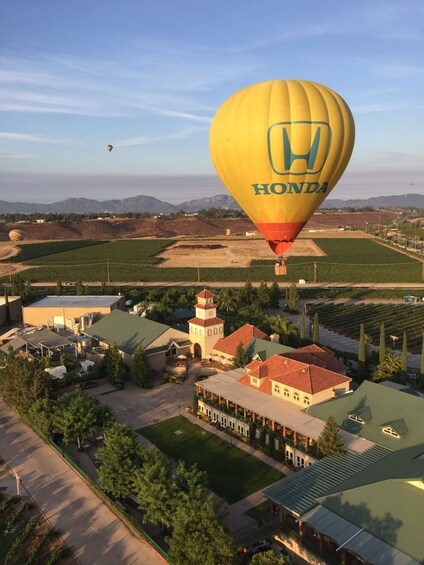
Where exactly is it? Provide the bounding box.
[4,290,11,325]
[312,312,319,344]
[300,310,306,341]
[232,342,248,368]
[379,323,386,364]
[400,331,408,382]
[192,393,198,416]
[419,332,424,391]
[358,323,366,379]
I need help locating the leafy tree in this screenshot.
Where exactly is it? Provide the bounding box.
[257,282,269,307]
[251,551,290,565]
[59,353,77,371]
[167,494,235,565]
[358,323,366,379]
[148,302,172,324]
[240,281,255,305]
[135,447,175,528]
[286,282,299,312]
[55,391,98,450]
[379,323,386,364]
[372,352,402,382]
[97,423,143,498]
[269,282,280,308]
[106,343,124,389]
[96,404,115,430]
[132,344,151,388]
[312,312,320,344]
[232,342,248,368]
[317,415,346,457]
[27,398,57,438]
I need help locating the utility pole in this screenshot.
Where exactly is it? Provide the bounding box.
[106,259,110,285]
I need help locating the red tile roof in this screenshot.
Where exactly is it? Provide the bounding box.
[238,372,273,395]
[188,316,224,327]
[213,324,269,356]
[282,344,347,373]
[238,354,351,395]
[196,289,215,299]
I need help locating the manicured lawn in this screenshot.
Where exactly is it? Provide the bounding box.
[139,416,284,504]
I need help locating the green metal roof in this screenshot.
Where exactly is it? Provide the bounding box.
[319,479,424,563]
[307,381,424,451]
[263,444,390,517]
[84,310,170,355]
[245,337,293,361]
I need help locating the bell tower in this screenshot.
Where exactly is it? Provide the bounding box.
[188,289,224,359]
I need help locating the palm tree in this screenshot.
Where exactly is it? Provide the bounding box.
[268,315,298,344]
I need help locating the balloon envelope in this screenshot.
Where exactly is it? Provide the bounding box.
[106,145,113,152]
[209,80,355,254]
[9,229,25,241]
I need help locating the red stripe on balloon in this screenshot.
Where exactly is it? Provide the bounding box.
[256,221,306,255]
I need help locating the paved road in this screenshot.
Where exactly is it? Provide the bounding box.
[0,398,164,565]
[23,281,424,288]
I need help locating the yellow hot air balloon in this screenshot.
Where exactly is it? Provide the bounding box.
[210,80,355,271]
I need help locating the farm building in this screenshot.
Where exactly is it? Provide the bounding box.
[264,382,424,565]
[23,295,126,332]
[83,309,192,371]
[0,295,22,325]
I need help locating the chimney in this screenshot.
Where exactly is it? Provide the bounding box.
[258,364,268,378]
[270,333,280,343]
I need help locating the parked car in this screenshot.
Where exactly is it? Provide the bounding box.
[246,539,271,556]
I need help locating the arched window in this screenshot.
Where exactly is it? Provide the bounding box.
[303,396,310,406]
[283,389,290,398]
[213,328,217,334]
[274,384,280,395]
[293,392,300,402]
[208,329,212,336]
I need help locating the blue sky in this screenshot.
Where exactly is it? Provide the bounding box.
[1,0,423,203]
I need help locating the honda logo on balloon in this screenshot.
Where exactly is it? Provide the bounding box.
[267,121,332,176]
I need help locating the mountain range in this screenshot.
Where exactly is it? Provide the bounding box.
[0,193,422,214]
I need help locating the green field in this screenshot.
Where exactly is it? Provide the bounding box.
[8,239,103,263]
[139,416,283,504]
[307,302,424,353]
[2,237,422,283]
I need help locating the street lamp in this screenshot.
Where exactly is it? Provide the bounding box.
[390,335,399,349]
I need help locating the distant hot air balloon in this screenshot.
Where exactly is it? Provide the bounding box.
[9,229,25,241]
[106,145,113,152]
[210,80,355,274]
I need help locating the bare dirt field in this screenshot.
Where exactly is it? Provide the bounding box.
[156,238,326,268]
[0,242,31,278]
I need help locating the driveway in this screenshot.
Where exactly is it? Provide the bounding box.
[84,375,196,429]
[0,398,164,565]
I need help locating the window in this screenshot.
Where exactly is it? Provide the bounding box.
[303,396,310,406]
[284,389,290,398]
[214,328,217,334]
[349,413,365,425]
[285,450,293,460]
[251,377,259,386]
[293,392,300,402]
[208,329,212,336]
[274,384,280,395]
[219,326,223,333]
[382,426,400,438]
[230,421,235,429]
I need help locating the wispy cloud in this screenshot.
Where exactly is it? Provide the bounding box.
[0,152,39,160]
[0,39,256,120]
[0,131,77,144]
[115,126,207,148]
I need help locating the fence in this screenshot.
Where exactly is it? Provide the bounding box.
[48,440,168,562]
